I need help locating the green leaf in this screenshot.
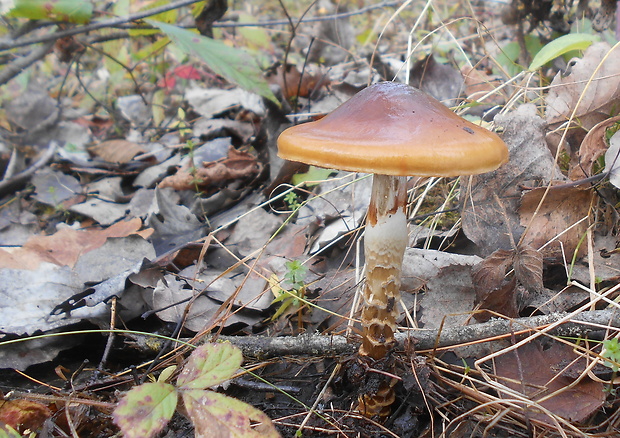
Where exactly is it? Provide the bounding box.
[7,0,92,24]
[0,423,22,438]
[237,12,271,51]
[113,382,178,438]
[130,0,178,37]
[157,365,177,383]
[529,33,599,71]
[182,389,280,438]
[291,166,335,186]
[177,343,242,390]
[145,20,277,103]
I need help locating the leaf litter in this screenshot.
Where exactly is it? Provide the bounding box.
[2,1,620,436]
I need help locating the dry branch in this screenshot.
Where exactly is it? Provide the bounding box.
[202,309,620,358]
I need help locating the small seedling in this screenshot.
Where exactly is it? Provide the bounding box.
[602,338,620,372]
[269,260,308,321]
[284,260,307,292]
[172,107,193,138]
[284,191,302,211]
[113,343,280,438]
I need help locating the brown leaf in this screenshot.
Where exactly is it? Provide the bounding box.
[494,341,605,424]
[159,147,261,191]
[89,139,146,164]
[514,244,543,293]
[568,115,620,180]
[0,218,145,270]
[472,249,518,322]
[546,42,620,124]
[474,277,518,322]
[472,249,515,294]
[266,63,328,100]
[518,186,593,261]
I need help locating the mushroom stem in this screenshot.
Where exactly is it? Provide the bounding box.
[360,174,408,360]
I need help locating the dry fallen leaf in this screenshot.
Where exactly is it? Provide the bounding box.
[0,218,146,270]
[410,54,464,106]
[518,185,593,261]
[494,341,605,424]
[462,104,560,256]
[159,146,261,191]
[89,139,147,164]
[568,115,620,180]
[471,244,543,322]
[513,244,544,293]
[0,398,52,433]
[460,66,506,109]
[472,249,518,322]
[546,42,620,124]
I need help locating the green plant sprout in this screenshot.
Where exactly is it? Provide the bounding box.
[172,107,193,139]
[113,343,280,438]
[270,260,308,321]
[602,338,620,372]
[182,138,206,195]
[284,191,302,211]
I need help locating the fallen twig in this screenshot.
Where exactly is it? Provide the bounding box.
[198,309,620,358]
[0,40,55,85]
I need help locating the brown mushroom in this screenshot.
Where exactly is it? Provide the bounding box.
[277,81,508,416]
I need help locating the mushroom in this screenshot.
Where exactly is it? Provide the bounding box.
[277,81,508,414]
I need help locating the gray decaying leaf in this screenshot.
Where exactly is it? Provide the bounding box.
[0,201,38,245]
[185,87,265,119]
[605,130,620,188]
[150,274,262,332]
[116,95,151,127]
[0,231,154,345]
[147,187,206,256]
[410,55,464,107]
[32,168,81,207]
[5,85,58,131]
[296,172,371,254]
[400,248,482,329]
[461,104,565,256]
[70,199,130,226]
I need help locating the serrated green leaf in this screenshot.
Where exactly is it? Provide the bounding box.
[177,343,242,390]
[7,0,92,24]
[529,33,599,71]
[113,382,177,438]
[182,389,280,438]
[145,19,277,103]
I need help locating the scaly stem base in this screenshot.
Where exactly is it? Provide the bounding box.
[359,174,408,360]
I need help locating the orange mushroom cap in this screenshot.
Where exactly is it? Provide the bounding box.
[277,81,508,177]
